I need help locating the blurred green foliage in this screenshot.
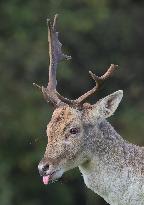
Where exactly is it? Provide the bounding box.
[0,0,144,205]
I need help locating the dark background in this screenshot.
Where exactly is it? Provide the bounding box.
[0,0,144,205]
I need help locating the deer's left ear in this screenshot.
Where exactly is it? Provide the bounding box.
[93,90,123,119]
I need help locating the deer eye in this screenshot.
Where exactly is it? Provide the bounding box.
[70,128,79,134]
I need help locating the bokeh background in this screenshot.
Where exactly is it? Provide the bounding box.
[0,0,144,205]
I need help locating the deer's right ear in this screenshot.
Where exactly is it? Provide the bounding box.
[86,90,123,121]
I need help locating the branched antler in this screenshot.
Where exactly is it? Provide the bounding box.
[33,14,71,107]
[74,64,118,105]
[34,15,118,108]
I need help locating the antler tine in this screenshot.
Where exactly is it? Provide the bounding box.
[75,64,118,104]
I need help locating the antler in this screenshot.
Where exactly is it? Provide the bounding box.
[74,64,118,105]
[56,64,118,107]
[34,15,118,108]
[33,14,71,107]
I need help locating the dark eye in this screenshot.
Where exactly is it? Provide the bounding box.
[70,128,79,134]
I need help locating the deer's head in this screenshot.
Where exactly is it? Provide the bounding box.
[35,15,123,185]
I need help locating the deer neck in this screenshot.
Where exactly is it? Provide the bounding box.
[79,120,144,205]
[82,119,125,162]
[79,119,126,176]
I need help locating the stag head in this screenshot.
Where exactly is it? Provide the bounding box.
[36,15,123,185]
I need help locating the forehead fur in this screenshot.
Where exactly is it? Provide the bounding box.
[52,105,81,121]
[47,105,82,134]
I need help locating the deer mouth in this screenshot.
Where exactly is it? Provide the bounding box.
[42,171,55,185]
[42,169,63,185]
[43,175,51,185]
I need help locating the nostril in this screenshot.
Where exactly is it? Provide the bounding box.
[38,162,50,176]
[42,164,49,172]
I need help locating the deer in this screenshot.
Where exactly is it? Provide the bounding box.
[35,15,144,205]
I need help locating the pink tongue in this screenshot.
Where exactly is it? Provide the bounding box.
[43,175,50,185]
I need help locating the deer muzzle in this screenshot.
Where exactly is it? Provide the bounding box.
[38,159,64,185]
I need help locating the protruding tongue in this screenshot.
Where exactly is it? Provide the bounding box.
[43,175,50,185]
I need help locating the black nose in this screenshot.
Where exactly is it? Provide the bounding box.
[42,164,49,172]
[38,162,49,176]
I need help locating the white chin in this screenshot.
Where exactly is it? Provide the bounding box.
[52,169,64,181]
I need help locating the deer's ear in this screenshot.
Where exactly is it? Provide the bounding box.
[93,90,123,119]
